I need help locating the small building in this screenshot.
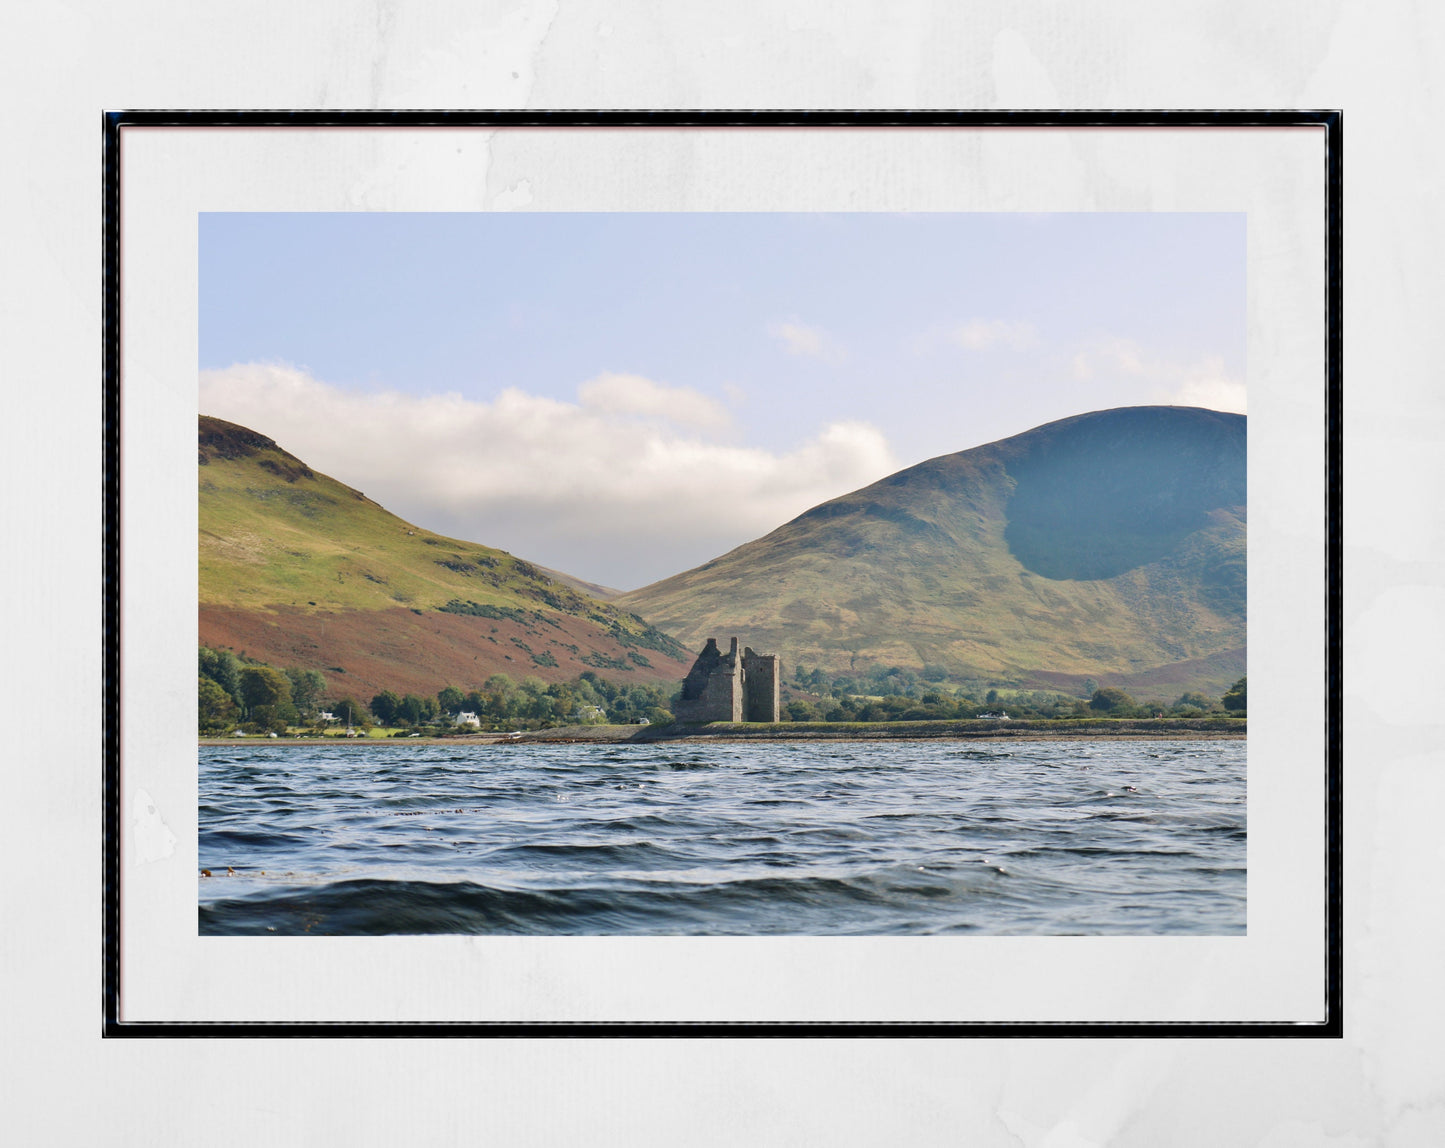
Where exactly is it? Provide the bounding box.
[673,637,780,723]
[454,711,481,728]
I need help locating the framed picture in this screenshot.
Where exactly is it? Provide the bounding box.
[104,110,1340,1034]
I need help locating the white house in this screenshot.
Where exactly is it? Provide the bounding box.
[454,711,481,728]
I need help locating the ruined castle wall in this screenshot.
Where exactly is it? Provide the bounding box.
[673,638,777,724]
[742,651,780,722]
[671,697,710,722]
[706,662,743,722]
[673,640,742,722]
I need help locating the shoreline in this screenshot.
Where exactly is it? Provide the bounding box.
[201,717,1245,748]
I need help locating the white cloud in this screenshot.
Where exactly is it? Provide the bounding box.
[768,318,847,364]
[199,363,898,590]
[1070,337,1246,414]
[1171,375,1249,414]
[947,318,1037,351]
[577,371,731,431]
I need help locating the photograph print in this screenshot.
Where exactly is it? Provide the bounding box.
[196,210,1247,938]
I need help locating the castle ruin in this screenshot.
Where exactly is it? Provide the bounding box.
[672,637,780,723]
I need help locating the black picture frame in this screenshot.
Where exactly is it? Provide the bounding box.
[103,108,1341,1037]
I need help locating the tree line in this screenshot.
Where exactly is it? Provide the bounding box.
[199,646,674,734]
[201,645,1246,734]
[199,647,327,733]
[781,664,1247,722]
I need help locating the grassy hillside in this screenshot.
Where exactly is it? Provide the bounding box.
[199,416,690,698]
[618,406,1245,698]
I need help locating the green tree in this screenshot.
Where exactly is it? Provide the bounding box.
[285,668,326,718]
[331,696,371,729]
[238,665,293,717]
[199,647,243,706]
[784,699,819,722]
[1222,676,1247,712]
[481,692,510,724]
[1089,687,1136,714]
[198,676,236,731]
[400,694,437,725]
[520,691,556,723]
[480,675,517,722]
[571,678,604,708]
[437,686,465,714]
[370,690,401,725]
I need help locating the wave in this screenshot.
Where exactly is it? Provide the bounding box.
[198,739,1247,935]
[198,857,1035,937]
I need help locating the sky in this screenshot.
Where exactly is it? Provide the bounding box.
[200,212,1245,591]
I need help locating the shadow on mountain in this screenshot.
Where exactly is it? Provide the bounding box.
[1002,406,1246,581]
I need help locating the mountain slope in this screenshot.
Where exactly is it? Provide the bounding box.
[199,416,690,699]
[617,406,1245,697]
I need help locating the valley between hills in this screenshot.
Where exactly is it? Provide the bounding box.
[199,404,1245,706]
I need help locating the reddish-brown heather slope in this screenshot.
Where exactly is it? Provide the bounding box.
[198,415,691,699]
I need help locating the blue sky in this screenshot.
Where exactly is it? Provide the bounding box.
[200,212,1244,589]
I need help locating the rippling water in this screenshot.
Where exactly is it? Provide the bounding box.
[198,739,1245,935]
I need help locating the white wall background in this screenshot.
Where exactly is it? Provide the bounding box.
[2,2,1439,1144]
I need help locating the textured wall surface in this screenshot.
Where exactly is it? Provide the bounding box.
[676,639,778,722]
[742,650,780,723]
[4,2,1441,1144]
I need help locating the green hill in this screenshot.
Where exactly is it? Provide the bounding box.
[198,416,690,700]
[617,406,1246,698]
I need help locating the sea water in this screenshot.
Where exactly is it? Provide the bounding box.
[198,739,1245,935]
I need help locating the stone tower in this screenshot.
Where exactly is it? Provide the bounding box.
[672,637,780,723]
